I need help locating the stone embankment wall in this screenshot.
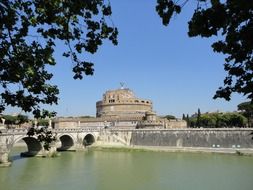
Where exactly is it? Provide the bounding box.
[130,129,253,148]
[98,129,132,146]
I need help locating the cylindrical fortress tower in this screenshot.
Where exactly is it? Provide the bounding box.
[96,88,152,118]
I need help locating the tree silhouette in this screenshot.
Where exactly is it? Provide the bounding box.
[238,101,253,127]
[196,108,201,127]
[0,0,118,118]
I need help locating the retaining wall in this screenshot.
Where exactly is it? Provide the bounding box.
[130,129,253,148]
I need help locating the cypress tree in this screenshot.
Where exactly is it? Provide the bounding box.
[196,108,201,127]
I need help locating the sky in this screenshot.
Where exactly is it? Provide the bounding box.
[5,0,249,118]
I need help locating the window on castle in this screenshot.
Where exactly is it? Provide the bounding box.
[109,99,115,103]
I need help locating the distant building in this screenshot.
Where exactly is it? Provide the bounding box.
[96,88,152,118]
[53,87,186,129]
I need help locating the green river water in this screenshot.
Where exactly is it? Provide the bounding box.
[0,147,253,190]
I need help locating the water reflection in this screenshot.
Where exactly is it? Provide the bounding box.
[11,155,26,162]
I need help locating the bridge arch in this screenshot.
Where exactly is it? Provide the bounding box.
[83,133,95,146]
[13,134,27,145]
[57,134,75,151]
[21,137,43,156]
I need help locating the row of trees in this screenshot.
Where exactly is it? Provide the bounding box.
[184,112,247,128]
[183,102,253,128]
[0,114,49,127]
[1,114,28,126]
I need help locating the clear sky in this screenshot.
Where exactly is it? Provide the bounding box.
[6,0,249,118]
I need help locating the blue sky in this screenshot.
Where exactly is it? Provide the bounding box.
[6,0,248,118]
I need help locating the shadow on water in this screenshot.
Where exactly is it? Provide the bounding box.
[10,154,26,162]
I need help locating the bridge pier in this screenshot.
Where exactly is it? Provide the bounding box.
[74,143,86,151]
[0,145,11,167]
[42,144,58,157]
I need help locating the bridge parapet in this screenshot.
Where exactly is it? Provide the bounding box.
[0,127,103,135]
[53,127,102,133]
[0,128,28,135]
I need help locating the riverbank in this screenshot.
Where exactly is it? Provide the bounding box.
[91,145,253,156]
[12,141,253,156]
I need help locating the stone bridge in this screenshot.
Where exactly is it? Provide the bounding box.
[0,127,108,166]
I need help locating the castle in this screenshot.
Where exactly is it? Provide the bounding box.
[53,87,186,129]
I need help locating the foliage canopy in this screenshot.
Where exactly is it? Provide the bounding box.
[188,112,247,128]
[163,114,176,120]
[0,0,117,117]
[238,101,253,127]
[1,114,28,126]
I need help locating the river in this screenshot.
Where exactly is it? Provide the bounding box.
[1,147,253,190]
